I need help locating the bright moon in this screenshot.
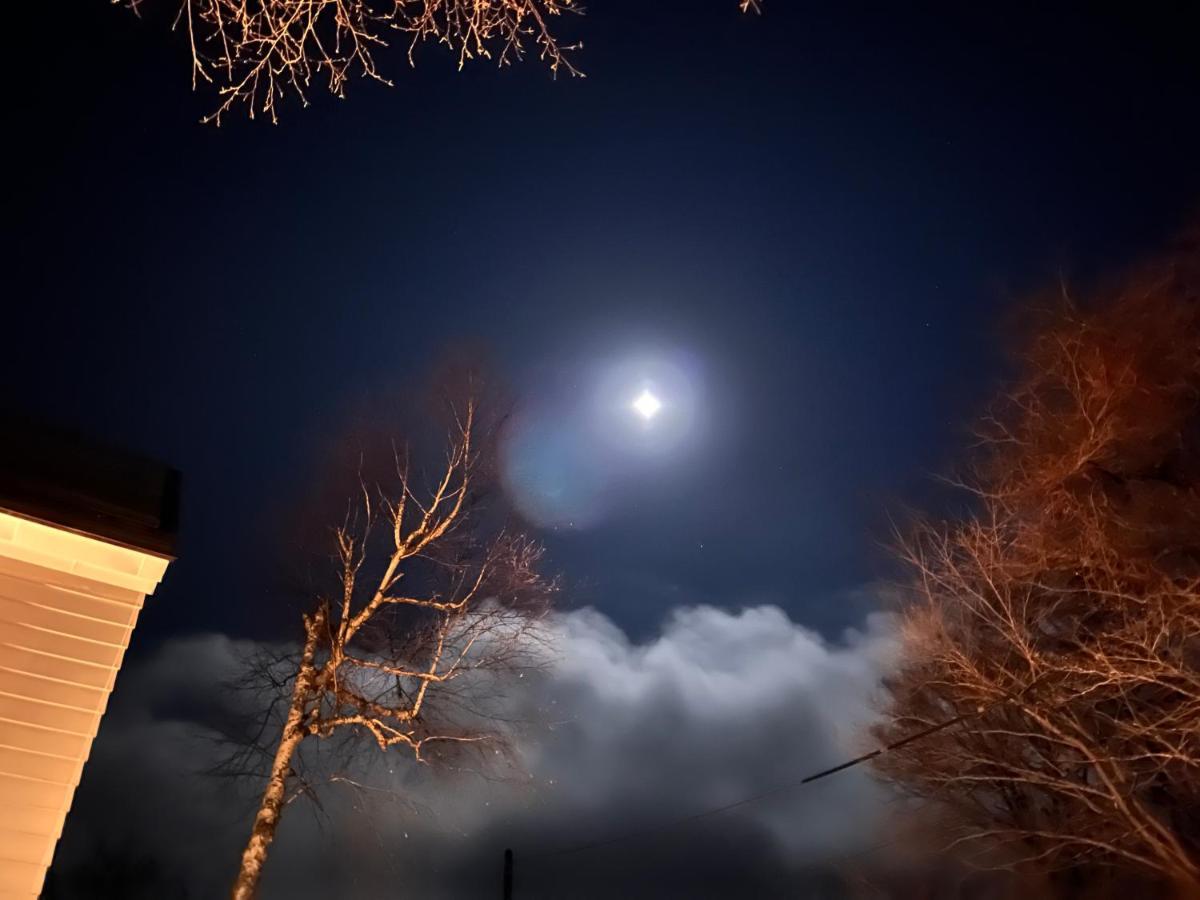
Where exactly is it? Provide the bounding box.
[631,388,662,420]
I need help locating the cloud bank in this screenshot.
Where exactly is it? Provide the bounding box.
[49,604,898,899]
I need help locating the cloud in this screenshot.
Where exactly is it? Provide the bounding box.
[50,604,899,899]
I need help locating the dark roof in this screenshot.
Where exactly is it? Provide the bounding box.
[0,416,180,559]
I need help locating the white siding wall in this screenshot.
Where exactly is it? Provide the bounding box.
[0,512,169,900]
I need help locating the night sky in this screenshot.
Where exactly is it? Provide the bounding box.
[6,3,1200,897]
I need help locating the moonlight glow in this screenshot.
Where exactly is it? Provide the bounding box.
[631,388,663,420]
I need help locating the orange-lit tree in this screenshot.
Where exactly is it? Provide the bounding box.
[875,230,1200,893]
[228,390,555,899]
[122,1,762,124]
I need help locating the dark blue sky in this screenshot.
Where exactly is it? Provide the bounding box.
[8,2,1198,651]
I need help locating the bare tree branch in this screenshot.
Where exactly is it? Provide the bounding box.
[119,1,763,123]
[874,228,1200,893]
[229,387,556,899]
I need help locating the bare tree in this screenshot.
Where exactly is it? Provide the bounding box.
[874,230,1200,893]
[119,1,762,124]
[228,390,555,899]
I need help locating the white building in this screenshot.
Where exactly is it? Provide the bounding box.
[0,421,178,899]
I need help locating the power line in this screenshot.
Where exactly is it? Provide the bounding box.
[533,704,981,859]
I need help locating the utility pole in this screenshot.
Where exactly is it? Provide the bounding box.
[502,848,513,900]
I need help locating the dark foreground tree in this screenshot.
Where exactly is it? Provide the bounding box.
[228,388,555,899]
[121,1,763,124]
[875,229,1200,894]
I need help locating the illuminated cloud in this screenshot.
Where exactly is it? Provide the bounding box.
[51,601,898,898]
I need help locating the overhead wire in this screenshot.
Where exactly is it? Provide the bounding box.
[531,702,989,860]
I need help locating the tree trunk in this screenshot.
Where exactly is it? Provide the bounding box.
[230,608,325,900]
